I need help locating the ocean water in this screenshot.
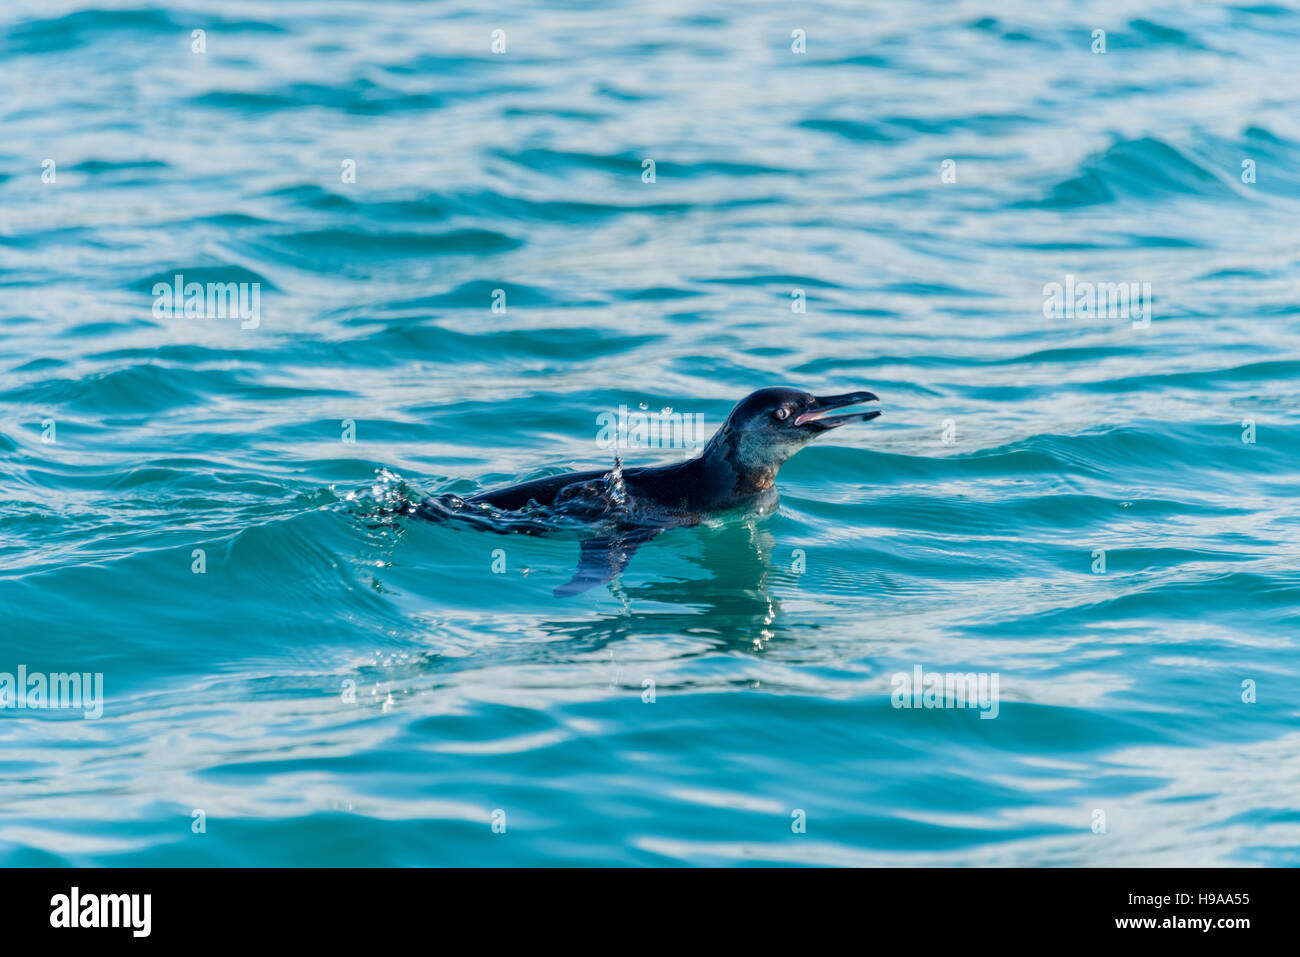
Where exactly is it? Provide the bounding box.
[1,0,1298,867]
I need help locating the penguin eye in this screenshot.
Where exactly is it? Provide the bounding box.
[773,407,790,421]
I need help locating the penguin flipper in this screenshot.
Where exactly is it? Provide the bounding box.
[554,527,660,598]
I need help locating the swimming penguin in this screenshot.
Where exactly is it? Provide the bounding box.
[418,387,880,596]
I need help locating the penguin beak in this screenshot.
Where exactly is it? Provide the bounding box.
[794,391,881,431]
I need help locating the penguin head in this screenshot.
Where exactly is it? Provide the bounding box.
[706,387,881,486]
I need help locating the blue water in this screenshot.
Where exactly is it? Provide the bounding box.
[2,0,1298,866]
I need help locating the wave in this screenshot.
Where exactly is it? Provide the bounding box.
[1028,136,1243,207]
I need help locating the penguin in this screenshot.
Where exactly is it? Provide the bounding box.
[418,388,881,596]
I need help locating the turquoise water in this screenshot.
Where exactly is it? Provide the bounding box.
[2,1,1298,866]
